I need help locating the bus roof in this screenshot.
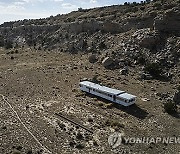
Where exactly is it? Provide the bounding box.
[117,93,136,100]
[80,81,125,95]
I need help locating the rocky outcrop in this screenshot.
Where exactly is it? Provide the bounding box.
[65,20,123,34]
[133,28,160,49]
[154,7,180,35]
[66,20,101,34]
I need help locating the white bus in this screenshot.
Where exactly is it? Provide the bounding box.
[79,81,136,106]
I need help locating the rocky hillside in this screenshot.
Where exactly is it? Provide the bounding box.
[0,0,180,80]
[0,1,180,153]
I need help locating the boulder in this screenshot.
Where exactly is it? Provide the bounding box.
[88,54,98,63]
[80,78,88,82]
[133,28,160,49]
[139,72,153,80]
[120,66,129,75]
[102,57,113,67]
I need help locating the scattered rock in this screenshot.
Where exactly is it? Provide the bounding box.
[120,66,128,75]
[139,72,153,80]
[102,57,113,68]
[80,78,88,81]
[133,28,160,49]
[141,98,150,102]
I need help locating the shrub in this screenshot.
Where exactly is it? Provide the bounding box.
[91,75,100,84]
[144,62,162,78]
[153,1,162,9]
[99,41,106,49]
[4,41,13,49]
[137,53,147,65]
[0,36,4,47]
[75,143,84,149]
[164,101,177,114]
[104,103,113,109]
[145,0,151,3]
[124,2,131,5]
[140,6,145,10]
[105,119,124,128]
[76,132,83,140]
[177,86,180,91]
[78,7,83,12]
[97,102,104,107]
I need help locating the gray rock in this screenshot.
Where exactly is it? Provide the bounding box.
[88,54,98,63]
[133,28,160,49]
[140,72,153,80]
[102,57,113,67]
[80,78,88,81]
[120,66,128,75]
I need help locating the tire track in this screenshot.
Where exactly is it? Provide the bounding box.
[0,94,52,154]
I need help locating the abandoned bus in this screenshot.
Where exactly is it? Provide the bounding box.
[79,81,136,106]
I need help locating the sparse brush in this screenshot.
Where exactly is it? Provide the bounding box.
[97,102,104,107]
[103,103,113,109]
[177,86,180,91]
[75,143,85,149]
[75,91,86,97]
[144,62,162,78]
[105,119,124,128]
[164,101,177,114]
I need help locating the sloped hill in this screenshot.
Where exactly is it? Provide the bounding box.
[0,0,180,154]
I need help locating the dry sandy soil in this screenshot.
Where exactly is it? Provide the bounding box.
[0,47,179,154]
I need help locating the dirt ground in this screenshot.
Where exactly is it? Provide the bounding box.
[0,47,179,154]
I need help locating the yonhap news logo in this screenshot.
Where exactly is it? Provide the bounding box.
[108,132,124,148]
[108,132,180,149]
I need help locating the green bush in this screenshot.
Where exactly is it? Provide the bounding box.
[164,101,177,114]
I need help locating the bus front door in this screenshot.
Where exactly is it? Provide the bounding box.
[113,95,116,102]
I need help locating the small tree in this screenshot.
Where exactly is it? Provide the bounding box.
[78,7,83,12]
[124,2,130,5]
[132,2,137,5]
[146,0,151,3]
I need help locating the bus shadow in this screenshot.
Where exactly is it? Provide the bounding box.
[85,93,148,119]
[113,104,149,120]
[169,111,180,119]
